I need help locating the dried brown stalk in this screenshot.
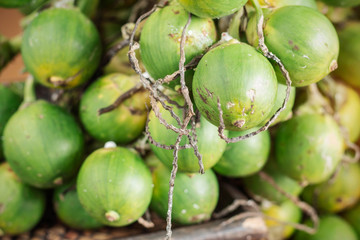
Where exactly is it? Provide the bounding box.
[218,9,292,144]
[138,217,155,228]
[213,199,260,219]
[166,14,205,240]
[102,38,130,67]
[259,171,319,234]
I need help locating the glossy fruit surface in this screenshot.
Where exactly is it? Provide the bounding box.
[333,22,360,87]
[3,100,84,188]
[275,114,344,184]
[294,215,357,240]
[193,41,277,131]
[0,163,46,236]
[302,163,360,213]
[244,160,303,204]
[22,8,101,89]
[150,160,219,225]
[247,6,339,87]
[0,85,22,159]
[213,128,270,177]
[77,147,153,227]
[178,0,247,18]
[148,95,227,173]
[262,200,302,239]
[140,3,216,89]
[80,73,148,144]
[53,180,103,230]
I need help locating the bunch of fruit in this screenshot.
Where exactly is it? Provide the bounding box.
[1,0,360,239]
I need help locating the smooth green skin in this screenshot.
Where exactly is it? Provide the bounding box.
[3,100,84,188]
[302,163,360,213]
[294,215,358,240]
[178,0,247,18]
[213,128,270,177]
[334,22,360,88]
[248,6,339,87]
[21,8,101,89]
[337,83,360,142]
[260,84,296,127]
[77,147,153,227]
[140,4,217,89]
[259,0,317,9]
[343,203,360,238]
[320,0,360,7]
[0,163,46,236]
[0,85,22,159]
[53,180,103,230]
[244,160,303,204]
[80,74,148,144]
[150,162,219,225]
[0,0,30,7]
[148,96,227,173]
[275,114,344,185]
[262,200,302,239]
[193,41,277,131]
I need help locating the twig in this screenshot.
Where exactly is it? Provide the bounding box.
[258,171,319,234]
[102,38,130,67]
[218,1,292,144]
[213,199,259,219]
[144,113,192,150]
[187,117,204,174]
[98,82,145,115]
[166,14,203,240]
[166,134,183,240]
[220,212,262,227]
[214,182,260,219]
[48,69,83,88]
[138,217,155,228]
[220,211,318,235]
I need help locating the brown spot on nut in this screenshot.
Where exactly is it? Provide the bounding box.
[233,120,245,128]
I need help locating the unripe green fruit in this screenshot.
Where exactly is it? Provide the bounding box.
[0,163,46,236]
[150,161,219,225]
[247,6,339,87]
[193,41,277,131]
[140,3,217,89]
[214,128,270,177]
[294,215,357,240]
[302,163,360,213]
[333,22,360,88]
[178,0,247,18]
[22,8,102,89]
[80,73,148,144]
[275,114,344,185]
[77,147,153,227]
[3,100,84,188]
